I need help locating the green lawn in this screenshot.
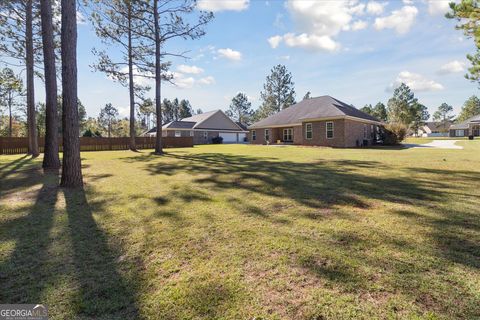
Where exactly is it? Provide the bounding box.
[1,142,479,319]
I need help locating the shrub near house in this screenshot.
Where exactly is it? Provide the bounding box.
[249,96,383,147]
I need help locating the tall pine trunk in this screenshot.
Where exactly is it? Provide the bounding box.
[60,0,83,188]
[127,3,136,151]
[26,0,39,157]
[40,0,60,169]
[154,0,163,155]
[8,93,12,137]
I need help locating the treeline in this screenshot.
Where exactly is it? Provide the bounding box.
[361,89,480,134]
[0,87,203,138]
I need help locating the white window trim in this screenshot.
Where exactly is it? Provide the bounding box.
[175,130,181,137]
[455,129,464,136]
[190,130,194,137]
[283,128,293,141]
[326,122,334,139]
[363,124,367,139]
[252,130,256,141]
[305,123,313,140]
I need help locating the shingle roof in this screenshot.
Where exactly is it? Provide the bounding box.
[423,121,452,131]
[164,121,196,129]
[181,110,218,124]
[450,114,480,129]
[249,95,380,129]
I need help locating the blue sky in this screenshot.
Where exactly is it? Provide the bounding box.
[45,0,480,119]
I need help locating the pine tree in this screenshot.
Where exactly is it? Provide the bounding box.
[0,68,24,137]
[226,93,253,125]
[447,1,480,85]
[89,0,151,151]
[40,0,60,169]
[433,103,455,132]
[257,64,296,120]
[457,95,480,121]
[142,0,213,155]
[60,0,83,187]
[99,103,119,138]
[178,99,193,119]
[0,1,42,156]
[387,83,418,126]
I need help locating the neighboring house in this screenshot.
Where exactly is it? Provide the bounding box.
[248,95,382,147]
[144,110,248,144]
[417,121,452,137]
[449,114,480,137]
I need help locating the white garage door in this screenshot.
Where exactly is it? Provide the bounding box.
[220,132,237,143]
[238,133,246,142]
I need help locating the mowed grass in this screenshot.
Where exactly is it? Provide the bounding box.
[1,141,479,319]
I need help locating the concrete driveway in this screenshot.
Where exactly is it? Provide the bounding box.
[404,140,463,149]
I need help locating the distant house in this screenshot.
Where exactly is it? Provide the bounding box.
[248,95,383,147]
[417,121,452,137]
[449,114,480,137]
[144,110,248,144]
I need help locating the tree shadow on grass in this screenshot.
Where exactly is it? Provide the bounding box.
[123,150,480,317]
[130,152,439,211]
[63,187,141,319]
[0,171,59,304]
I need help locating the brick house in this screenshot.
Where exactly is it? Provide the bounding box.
[248,96,383,147]
[144,110,248,144]
[449,114,480,137]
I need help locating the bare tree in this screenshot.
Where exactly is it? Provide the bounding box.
[40,0,60,169]
[60,0,83,187]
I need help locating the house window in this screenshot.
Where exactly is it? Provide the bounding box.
[252,130,256,141]
[175,131,181,137]
[363,124,367,139]
[203,131,208,140]
[265,129,270,141]
[370,125,374,139]
[455,129,465,136]
[306,123,313,139]
[190,130,194,137]
[283,128,293,142]
[326,122,334,139]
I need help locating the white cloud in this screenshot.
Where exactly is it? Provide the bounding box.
[117,106,129,117]
[268,35,283,48]
[390,71,444,92]
[177,65,204,74]
[351,20,368,31]
[217,48,242,61]
[438,60,466,74]
[269,0,385,52]
[197,0,249,12]
[168,72,195,89]
[286,0,354,37]
[402,0,414,4]
[366,1,386,15]
[374,6,418,34]
[198,76,215,85]
[283,33,340,52]
[427,0,451,15]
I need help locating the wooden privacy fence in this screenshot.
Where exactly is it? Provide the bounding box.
[0,136,193,155]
